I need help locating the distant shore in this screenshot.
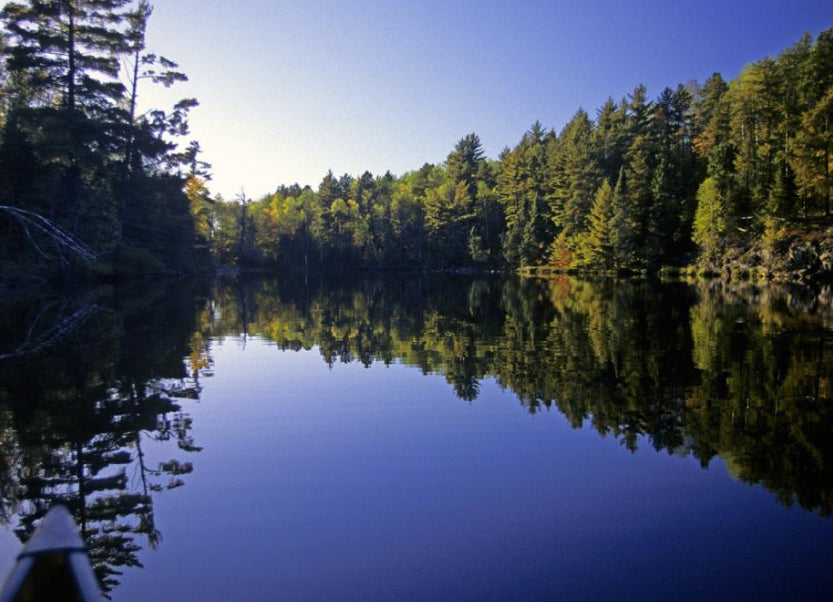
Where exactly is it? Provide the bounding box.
[519,224,833,284]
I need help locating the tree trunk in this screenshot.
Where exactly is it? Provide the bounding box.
[65,1,80,224]
[66,1,76,112]
[825,114,830,218]
[125,46,141,173]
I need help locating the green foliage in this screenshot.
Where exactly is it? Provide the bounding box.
[574,179,614,269]
[497,123,552,266]
[0,0,208,277]
[161,24,833,274]
[790,87,833,216]
[610,168,636,267]
[5,16,831,277]
[549,109,602,237]
[693,177,726,257]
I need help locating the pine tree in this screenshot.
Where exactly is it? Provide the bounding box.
[627,84,653,137]
[578,179,614,270]
[2,0,132,113]
[446,133,485,200]
[122,0,189,175]
[549,109,602,241]
[694,81,737,234]
[497,147,525,266]
[311,170,339,261]
[1,0,133,231]
[624,133,655,268]
[767,158,798,218]
[647,155,674,266]
[693,73,729,142]
[594,97,629,182]
[610,168,636,268]
[791,88,833,217]
[497,123,552,266]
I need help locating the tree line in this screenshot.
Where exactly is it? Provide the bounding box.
[207,27,833,273]
[1,6,831,278]
[0,0,210,280]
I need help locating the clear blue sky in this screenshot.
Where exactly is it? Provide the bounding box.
[139,0,832,199]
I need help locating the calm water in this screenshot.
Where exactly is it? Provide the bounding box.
[1,275,832,601]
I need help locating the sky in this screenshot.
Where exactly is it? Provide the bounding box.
[137,0,833,200]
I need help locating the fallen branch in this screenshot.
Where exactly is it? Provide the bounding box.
[0,205,99,264]
[0,302,103,360]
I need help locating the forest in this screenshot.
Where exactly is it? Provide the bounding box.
[0,2,832,280]
[0,0,209,283]
[207,26,833,277]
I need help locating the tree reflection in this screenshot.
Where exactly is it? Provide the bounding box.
[206,274,833,516]
[686,281,833,515]
[0,281,207,594]
[1,272,831,599]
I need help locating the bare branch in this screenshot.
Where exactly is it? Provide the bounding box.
[0,205,100,263]
[0,303,103,360]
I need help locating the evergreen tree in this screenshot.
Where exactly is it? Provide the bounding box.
[610,168,636,268]
[548,109,602,263]
[694,79,737,232]
[594,97,629,182]
[577,179,614,269]
[497,122,552,266]
[693,73,729,142]
[791,88,833,216]
[623,133,655,268]
[122,1,189,176]
[647,155,674,266]
[1,0,133,236]
[311,170,339,262]
[767,158,799,219]
[446,133,485,200]
[0,0,206,275]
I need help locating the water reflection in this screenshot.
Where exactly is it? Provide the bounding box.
[0,282,207,594]
[207,275,833,516]
[1,274,832,595]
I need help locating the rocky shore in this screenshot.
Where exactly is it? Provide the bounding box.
[689,225,833,283]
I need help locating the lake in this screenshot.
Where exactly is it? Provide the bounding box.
[0,274,832,601]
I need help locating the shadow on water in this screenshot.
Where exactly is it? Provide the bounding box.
[0,280,209,595]
[1,273,832,594]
